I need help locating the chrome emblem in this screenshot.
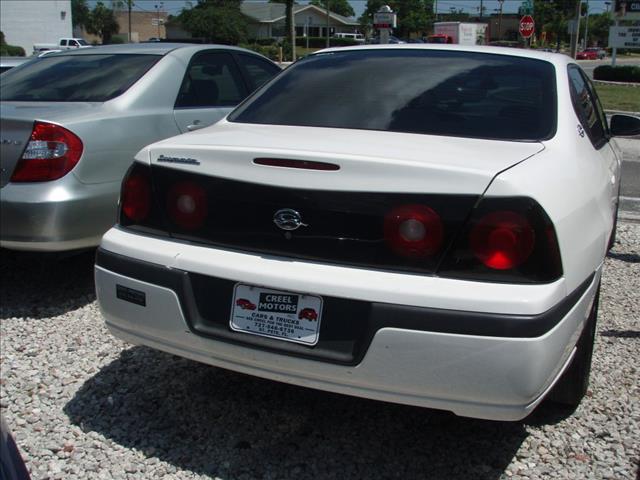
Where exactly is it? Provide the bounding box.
[1,139,23,146]
[157,155,200,165]
[273,209,307,231]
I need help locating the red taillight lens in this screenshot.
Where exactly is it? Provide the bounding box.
[384,205,444,258]
[166,181,208,230]
[11,121,83,182]
[121,168,152,223]
[469,211,535,270]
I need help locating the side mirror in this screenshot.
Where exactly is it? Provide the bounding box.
[610,114,640,137]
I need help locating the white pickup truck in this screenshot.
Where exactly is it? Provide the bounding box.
[33,38,91,55]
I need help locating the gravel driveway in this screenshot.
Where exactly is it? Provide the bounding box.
[1,224,638,480]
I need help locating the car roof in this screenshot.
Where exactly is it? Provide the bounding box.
[39,43,253,57]
[313,44,575,69]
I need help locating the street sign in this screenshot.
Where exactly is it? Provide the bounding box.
[373,11,397,29]
[519,15,535,38]
[609,26,640,49]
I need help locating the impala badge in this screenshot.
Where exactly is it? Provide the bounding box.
[273,209,307,231]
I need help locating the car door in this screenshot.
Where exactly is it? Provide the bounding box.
[567,65,621,240]
[174,51,249,133]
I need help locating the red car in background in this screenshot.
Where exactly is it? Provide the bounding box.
[576,49,598,60]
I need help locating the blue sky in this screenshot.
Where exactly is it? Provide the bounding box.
[97,0,616,20]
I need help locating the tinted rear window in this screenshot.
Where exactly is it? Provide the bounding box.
[0,54,161,102]
[229,49,557,141]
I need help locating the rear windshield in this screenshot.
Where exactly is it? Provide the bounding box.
[229,49,557,141]
[0,54,161,102]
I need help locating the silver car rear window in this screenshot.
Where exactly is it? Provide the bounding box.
[229,49,557,142]
[0,54,161,102]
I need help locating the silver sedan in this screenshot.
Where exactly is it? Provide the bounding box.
[0,43,280,251]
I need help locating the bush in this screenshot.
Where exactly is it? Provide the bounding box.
[0,44,26,56]
[295,36,358,48]
[247,38,277,46]
[107,36,125,44]
[594,65,640,83]
[0,30,26,56]
[239,43,280,61]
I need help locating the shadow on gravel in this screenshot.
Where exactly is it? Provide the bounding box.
[600,329,640,339]
[605,252,640,263]
[0,248,96,319]
[66,346,529,479]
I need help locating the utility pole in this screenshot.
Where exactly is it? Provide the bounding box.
[128,0,132,43]
[479,0,484,19]
[583,0,590,48]
[154,2,163,38]
[326,0,330,48]
[569,0,581,58]
[497,0,504,41]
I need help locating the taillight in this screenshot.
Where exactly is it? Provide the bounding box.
[384,204,444,258]
[166,181,208,230]
[120,163,152,223]
[11,121,83,182]
[438,197,562,283]
[469,211,535,270]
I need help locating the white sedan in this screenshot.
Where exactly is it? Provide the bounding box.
[94,45,639,421]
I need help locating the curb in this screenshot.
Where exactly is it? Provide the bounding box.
[605,110,640,117]
[593,79,640,87]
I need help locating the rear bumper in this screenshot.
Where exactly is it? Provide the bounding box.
[0,176,119,251]
[95,229,601,421]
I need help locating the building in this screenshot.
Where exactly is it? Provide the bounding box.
[0,0,72,55]
[240,3,360,39]
[81,10,169,44]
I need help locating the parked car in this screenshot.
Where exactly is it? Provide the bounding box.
[576,49,598,60]
[0,56,30,74]
[95,45,638,421]
[0,43,281,251]
[585,47,606,59]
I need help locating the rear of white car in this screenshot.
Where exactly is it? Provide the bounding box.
[95,46,622,421]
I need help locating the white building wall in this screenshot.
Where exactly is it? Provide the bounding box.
[0,0,72,55]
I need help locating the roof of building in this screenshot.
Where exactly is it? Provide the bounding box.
[240,3,358,25]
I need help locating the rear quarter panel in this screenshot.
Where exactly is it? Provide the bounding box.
[485,62,618,293]
[69,53,188,184]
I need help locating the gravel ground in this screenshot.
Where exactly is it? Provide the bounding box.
[1,224,638,480]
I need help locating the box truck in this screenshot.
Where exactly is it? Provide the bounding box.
[426,22,487,45]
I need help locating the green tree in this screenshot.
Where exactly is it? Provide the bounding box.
[585,13,613,47]
[72,0,90,28]
[86,1,120,44]
[310,0,355,18]
[179,0,248,45]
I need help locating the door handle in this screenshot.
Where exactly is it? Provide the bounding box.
[187,120,203,131]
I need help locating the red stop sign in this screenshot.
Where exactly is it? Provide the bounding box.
[519,15,535,38]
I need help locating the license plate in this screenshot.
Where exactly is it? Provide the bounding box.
[230,284,323,346]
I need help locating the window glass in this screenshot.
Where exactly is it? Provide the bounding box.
[0,54,161,102]
[61,40,68,46]
[236,53,281,91]
[229,50,557,141]
[568,65,606,146]
[175,52,246,108]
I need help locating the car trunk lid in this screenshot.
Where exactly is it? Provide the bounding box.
[137,123,544,275]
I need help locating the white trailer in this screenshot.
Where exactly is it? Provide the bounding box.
[429,22,487,46]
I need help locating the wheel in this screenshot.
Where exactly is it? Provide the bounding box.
[547,283,600,408]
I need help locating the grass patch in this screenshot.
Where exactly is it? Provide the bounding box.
[594,84,640,112]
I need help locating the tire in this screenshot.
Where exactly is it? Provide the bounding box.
[547,283,600,408]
